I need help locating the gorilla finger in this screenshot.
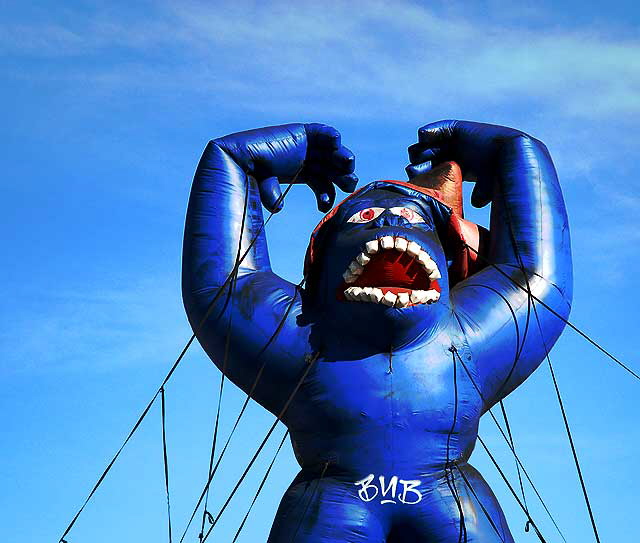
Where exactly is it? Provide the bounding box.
[409,147,441,165]
[258,176,285,212]
[470,178,492,208]
[333,173,359,193]
[305,123,341,150]
[331,145,356,174]
[303,146,353,177]
[408,142,431,163]
[405,161,432,180]
[417,120,458,146]
[311,178,336,212]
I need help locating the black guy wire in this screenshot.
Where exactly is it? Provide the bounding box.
[178,279,304,543]
[197,268,239,542]
[200,352,321,543]
[446,346,467,543]
[454,464,505,542]
[231,429,290,543]
[499,400,528,515]
[198,177,250,542]
[198,292,233,543]
[477,435,547,543]
[465,243,640,382]
[451,347,566,543]
[58,177,297,543]
[160,387,173,543]
[532,299,602,543]
[499,185,601,543]
[289,460,331,543]
[454,280,532,527]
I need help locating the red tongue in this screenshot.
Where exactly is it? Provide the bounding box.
[352,251,431,290]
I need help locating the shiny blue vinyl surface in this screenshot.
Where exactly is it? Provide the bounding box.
[182,121,572,542]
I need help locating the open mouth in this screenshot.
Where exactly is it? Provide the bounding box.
[338,236,442,308]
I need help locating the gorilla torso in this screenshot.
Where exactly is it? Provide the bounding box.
[285,326,483,479]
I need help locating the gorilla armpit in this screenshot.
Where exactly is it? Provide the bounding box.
[182,121,572,542]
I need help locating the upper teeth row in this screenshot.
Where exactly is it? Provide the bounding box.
[343,236,442,284]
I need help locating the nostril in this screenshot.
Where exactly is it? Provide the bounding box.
[380,214,411,228]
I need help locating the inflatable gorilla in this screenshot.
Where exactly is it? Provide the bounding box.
[182,121,572,542]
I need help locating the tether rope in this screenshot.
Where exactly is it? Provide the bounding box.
[288,460,331,543]
[178,279,304,542]
[465,244,640,382]
[198,178,249,542]
[477,435,547,543]
[497,185,601,543]
[231,429,290,543]
[200,352,321,542]
[454,464,505,542]
[499,400,529,515]
[58,174,297,543]
[160,387,173,543]
[446,346,467,543]
[533,300,602,543]
[450,347,566,542]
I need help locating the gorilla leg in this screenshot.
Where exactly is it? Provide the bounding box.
[399,464,514,543]
[268,474,387,543]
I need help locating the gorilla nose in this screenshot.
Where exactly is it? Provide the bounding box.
[375,212,411,228]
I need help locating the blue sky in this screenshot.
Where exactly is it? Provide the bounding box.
[2,1,639,541]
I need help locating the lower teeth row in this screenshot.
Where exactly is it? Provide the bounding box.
[344,286,440,307]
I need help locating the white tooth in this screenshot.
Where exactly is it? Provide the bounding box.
[358,289,369,302]
[429,267,441,280]
[380,236,394,250]
[418,251,437,272]
[407,241,421,257]
[369,288,384,303]
[381,291,397,306]
[396,292,410,308]
[425,290,440,303]
[351,287,363,299]
[349,261,363,274]
[356,252,371,266]
[343,270,356,284]
[357,288,370,301]
[358,287,373,302]
[394,237,408,252]
[365,240,379,254]
[344,288,354,300]
[410,290,426,304]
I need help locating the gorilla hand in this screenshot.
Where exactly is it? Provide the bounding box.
[407,120,541,208]
[213,123,358,213]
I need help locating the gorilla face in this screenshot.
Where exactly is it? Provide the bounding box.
[307,184,453,349]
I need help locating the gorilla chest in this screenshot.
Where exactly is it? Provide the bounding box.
[297,341,481,435]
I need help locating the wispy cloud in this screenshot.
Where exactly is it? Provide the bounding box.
[2,1,638,120]
[0,275,190,376]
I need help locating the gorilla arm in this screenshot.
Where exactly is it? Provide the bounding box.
[182,124,356,414]
[410,121,573,410]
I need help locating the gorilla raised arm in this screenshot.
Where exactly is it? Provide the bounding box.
[408,121,572,410]
[181,124,357,415]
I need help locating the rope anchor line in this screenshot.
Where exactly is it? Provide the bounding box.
[60,167,627,543]
[58,175,298,543]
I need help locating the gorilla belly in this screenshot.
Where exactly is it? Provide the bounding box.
[285,348,482,477]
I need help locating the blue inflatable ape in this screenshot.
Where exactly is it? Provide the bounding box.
[182,121,572,542]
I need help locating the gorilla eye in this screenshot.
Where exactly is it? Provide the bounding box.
[389,206,425,224]
[347,207,385,224]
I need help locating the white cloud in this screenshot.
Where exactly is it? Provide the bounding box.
[2,1,638,120]
[0,275,190,376]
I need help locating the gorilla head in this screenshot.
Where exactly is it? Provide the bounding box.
[302,163,485,350]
